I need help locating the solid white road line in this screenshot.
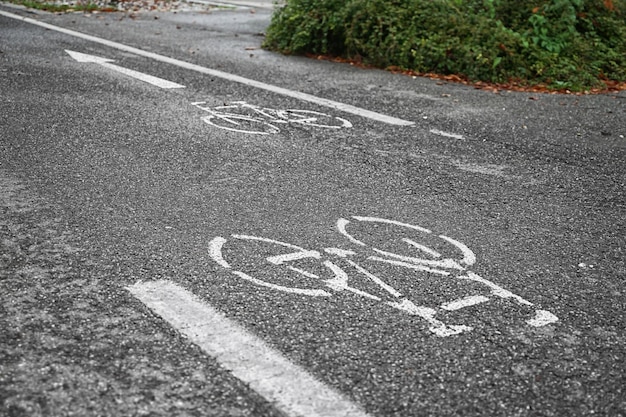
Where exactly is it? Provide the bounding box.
[127,280,371,417]
[66,50,185,89]
[0,10,414,126]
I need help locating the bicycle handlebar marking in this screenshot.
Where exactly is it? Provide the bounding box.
[208,216,559,337]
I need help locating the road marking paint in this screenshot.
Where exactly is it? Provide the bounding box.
[323,260,380,300]
[208,218,558,336]
[232,270,331,297]
[438,235,476,267]
[441,295,490,311]
[337,216,432,247]
[208,237,230,268]
[192,100,352,134]
[0,10,414,126]
[430,129,464,139]
[209,235,331,297]
[352,216,432,234]
[127,280,368,417]
[387,299,473,337]
[66,50,185,89]
[402,238,441,258]
[460,272,534,306]
[371,249,463,271]
[287,265,319,279]
[527,309,559,327]
[267,250,321,265]
[368,256,450,276]
[324,247,357,258]
[346,259,403,298]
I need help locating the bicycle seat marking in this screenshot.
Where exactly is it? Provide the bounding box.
[208,216,558,337]
[191,100,353,135]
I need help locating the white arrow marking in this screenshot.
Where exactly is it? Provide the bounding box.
[65,50,185,89]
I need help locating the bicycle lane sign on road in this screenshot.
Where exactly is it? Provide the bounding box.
[207,216,559,337]
[191,100,354,135]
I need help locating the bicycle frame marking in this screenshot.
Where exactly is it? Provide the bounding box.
[208,216,558,337]
[191,100,353,135]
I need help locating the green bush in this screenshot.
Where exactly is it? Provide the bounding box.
[263,0,626,91]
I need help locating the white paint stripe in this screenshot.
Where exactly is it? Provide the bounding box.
[438,234,476,267]
[208,237,230,268]
[286,266,319,279]
[127,280,368,417]
[430,129,464,140]
[402,238,441,258]
[371,248,463,271]
[352,216,432,234]
[100,61,185,88]
[459,272,534,306]
[336,218,366,246]
[324,247,357,258]
[386,299,472,337]
[527,309,559,327]
[440,295,490,311]
[346,259,402,298]
[267,250,321,265]
[66,49,184,88]
[231,270,330,297]
[368,256,450,276]
[322,260,380,300]
[0,10,414,126]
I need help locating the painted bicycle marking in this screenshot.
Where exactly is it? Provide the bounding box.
[191,100,352,135]
[209,216,558,337]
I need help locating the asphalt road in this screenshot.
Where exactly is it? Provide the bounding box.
[1,3,625,416]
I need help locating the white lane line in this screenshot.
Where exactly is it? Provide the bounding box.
[430,129,464,140]
[127,280,369,417]
[0,10,414,126]
[66,50,185,89]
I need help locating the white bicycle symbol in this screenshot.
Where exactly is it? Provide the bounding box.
[191,100,353,135]
[209,216,558,337]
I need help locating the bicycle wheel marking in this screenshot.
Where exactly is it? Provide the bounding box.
[191,100,353,135]
[438,235,476,266]
[209,216,559,337]
[208,236,331,297]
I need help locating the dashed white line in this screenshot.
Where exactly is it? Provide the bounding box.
[127,280,370,417]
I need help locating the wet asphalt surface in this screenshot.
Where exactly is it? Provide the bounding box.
[1,2,625,416]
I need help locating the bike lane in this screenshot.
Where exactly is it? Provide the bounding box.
[1,5,625,417]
